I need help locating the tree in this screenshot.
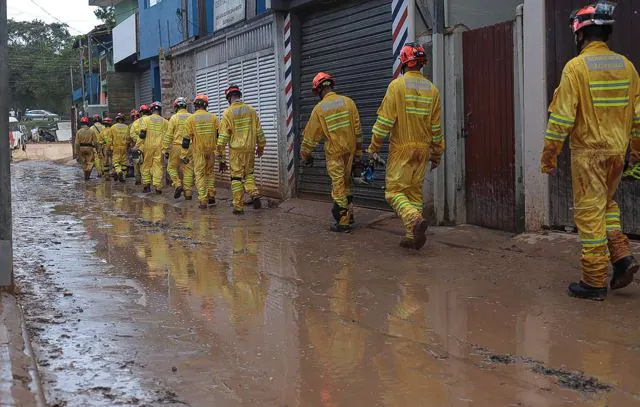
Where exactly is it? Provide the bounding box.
[94,6,115,29]
[7,19,77,114]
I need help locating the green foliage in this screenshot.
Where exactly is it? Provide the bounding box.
[7,19,77,115]
[94,6,116,29]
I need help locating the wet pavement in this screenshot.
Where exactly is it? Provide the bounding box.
[10,161,640,407]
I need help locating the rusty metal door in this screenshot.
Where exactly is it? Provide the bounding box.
[463,21,516,232]
[546,0,640,235]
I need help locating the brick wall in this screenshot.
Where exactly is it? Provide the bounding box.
[107,72,137,116]
[160,52,196,114]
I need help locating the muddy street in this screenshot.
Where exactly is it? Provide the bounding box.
[9,161,640,406]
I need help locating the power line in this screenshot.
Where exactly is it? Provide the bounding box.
[28,0,84,34]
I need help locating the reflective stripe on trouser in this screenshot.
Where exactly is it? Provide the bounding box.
[230,150,259,210]
[385,148,429,239]
[167,148,194,190]
[112,147,128,174]
[326,152,354,226]
[141,145,164,189]
[78,147,95,172]
[193,151,215,204]
[572,153,628,288]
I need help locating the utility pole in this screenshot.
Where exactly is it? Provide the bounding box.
[87,34,93,105]
[0,0,14,289]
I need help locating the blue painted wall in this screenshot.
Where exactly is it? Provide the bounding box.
[188,0,214,38]
[138,0,186,60]
[256,0,270,14]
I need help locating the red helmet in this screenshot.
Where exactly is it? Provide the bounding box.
[93,114,101,122]
[115,113,125,122]
[150,101,162,111]
[312,72,335,92]
[103,117,113,125]
[400,42,427,68]
[80,116,90,124]
[130,109,139,118]
[139,104,150,114]
[225,85,242,99]
[173,97,188,109]
[570,1,616,34]
[193,94,209,107]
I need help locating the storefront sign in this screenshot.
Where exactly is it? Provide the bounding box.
[214,0,245,31]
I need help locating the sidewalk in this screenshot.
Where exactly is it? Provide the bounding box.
[0,293,45,407]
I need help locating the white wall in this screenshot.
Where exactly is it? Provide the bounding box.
[113,14,137,64]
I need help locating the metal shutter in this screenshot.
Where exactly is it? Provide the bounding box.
[297,0,393,206]
[139,68,153,106]
[228,55,280,197]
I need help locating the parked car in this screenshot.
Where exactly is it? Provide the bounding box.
[25,109,60,121]
[9,117,25,150]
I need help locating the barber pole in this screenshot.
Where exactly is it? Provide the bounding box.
[392,0,410,78]
[283,12,295,197]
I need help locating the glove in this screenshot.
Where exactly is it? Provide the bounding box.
[301,155,314,168]
[139,130,147,140]
[624,163,640,180]
[219,161,228,173]
[181,156,190,164]
[256,146,264,158]
[181,137,191,149]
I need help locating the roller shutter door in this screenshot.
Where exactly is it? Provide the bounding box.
[297,0,393,206]
[139,68,153,106]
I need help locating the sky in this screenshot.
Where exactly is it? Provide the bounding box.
[8,0,103,34]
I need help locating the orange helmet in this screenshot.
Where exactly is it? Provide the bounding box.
[225,85,242,99]
[139,104,151,114]
[103,117,113,125]
[570,1,616,34]
[312,72,335,92]
[80,116,90,124]
[193,94,209,107]
[400,42,427,68]
[130,109,139,118]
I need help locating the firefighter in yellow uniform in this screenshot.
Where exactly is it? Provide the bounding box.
[182,94,220,209]
[366,43,443,250]
[300,72,363,232]
[90,114,105,177]
[129,108,146,185]
[217,85,266,214]
[99,117,114,179]
[540,2,640,300]
[110,113,132,183]
[139,102,169,194]
[162,97,194,200]
[75,116,97,180]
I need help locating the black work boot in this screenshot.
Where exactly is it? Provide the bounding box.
[135,180,142,186]
[412,219,429,250]
[119,173,126,183]
[610,256,640,290]
[155,188,162,195]
[143,185,151,193]
[208,197,216,206]
[252,197,262,209]
[84,171,90,181]
[185,195,193,201]
[233,209,244,215]
[330,208,351,233]
[567,281,607,301]
[330,224,352,233]
[199,203,208,209]
[399,237,414,249]
[174,186,184,199]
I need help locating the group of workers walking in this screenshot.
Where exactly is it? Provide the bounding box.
[74,1,639,301]
[75,85,265,214]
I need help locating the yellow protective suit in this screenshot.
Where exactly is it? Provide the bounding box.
[129,118,144,184]
[218,101,266,212]
[367,70,443,239]
[90,122,106,176]
[75,126,97,173]
[110,123,131,176]
[540,41,640,288]
[183,109,220,205]
[139,113,169,190]
[301,91,362,226]
[163,109,194,195]
[99,125,114,176]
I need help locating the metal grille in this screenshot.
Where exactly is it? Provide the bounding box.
[546,0,640,235]
[297,0,393,206]
[139,68,153,106]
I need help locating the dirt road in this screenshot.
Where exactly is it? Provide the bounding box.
[10,161,640,406]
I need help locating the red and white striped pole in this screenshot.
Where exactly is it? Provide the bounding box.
[392,0,414,78]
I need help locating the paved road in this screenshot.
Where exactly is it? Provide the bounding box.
[10,161,640,406]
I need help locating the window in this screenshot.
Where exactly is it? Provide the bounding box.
[148,0,162,7]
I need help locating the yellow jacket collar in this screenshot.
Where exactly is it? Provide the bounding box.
[581,41,609,54]
[322,91,337,100]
